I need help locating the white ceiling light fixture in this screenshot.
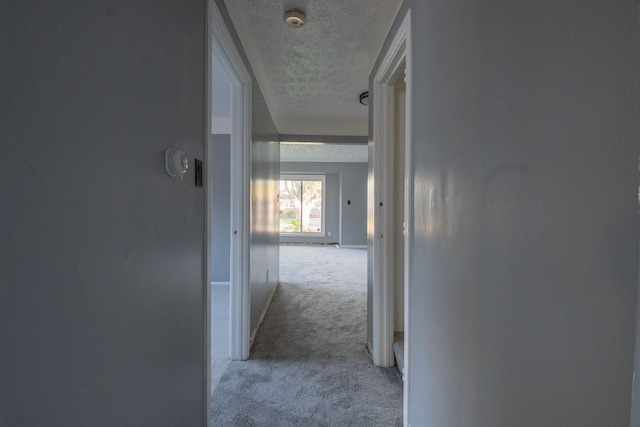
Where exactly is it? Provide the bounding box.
[284,8,307,28]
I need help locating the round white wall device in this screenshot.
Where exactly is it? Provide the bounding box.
[165,148,189,177]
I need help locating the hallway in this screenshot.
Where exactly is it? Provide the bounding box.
[210,245,402,426]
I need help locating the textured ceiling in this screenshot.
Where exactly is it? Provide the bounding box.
[281,143,368,163]
[223,0,402,136]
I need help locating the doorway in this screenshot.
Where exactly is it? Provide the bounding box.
[371,8,412,425]
[209,52,233,388]
[391,68,406,379]
[206,1,252,415]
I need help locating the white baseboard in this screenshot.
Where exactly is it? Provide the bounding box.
[211,282,230,286]
[340,245,367,249]
[249,282,279,348]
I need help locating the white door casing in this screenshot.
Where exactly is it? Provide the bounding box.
[206,2,252,423]
[371,8,412,426]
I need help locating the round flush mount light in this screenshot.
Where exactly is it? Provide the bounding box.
[284,8,307,28]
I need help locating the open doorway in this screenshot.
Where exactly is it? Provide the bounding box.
[391,66,406,380]
[209,52,233,388]
[371,8,412,425]
[205,1,252,414]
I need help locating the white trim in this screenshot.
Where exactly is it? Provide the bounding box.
[209,5,252,364]
[403,14,413,424]
[204,3,212,422]
[340,245,367,249]
[211,282,231,286]
[367,341,374,359]
[372,8,412,427]
[249,282,279,347]
[211,117,231,134]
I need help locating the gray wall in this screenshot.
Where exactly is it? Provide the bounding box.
[340,163,368,246]
[1,1,206,425]
[280,162,367,246]
[249,120,280,334]
[210,134,231,282]
[372,1,640,426]
[634,242,640,426]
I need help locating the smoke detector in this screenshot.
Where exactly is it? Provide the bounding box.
[284,9,306,28]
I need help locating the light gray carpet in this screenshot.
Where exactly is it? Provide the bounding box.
[210,245,403,426]
[211,283,230,390]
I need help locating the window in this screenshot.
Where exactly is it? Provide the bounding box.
[279,175,325,234]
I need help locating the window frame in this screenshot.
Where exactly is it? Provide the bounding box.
[279,174,326,236]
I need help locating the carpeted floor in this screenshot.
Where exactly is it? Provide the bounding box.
[210,244,403,426]
[211,283,230,390]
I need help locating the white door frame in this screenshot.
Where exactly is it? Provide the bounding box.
[205,1,252,421]
[371,8,412,425]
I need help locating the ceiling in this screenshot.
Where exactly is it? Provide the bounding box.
[280,143,368,163]
[223,0,403,136]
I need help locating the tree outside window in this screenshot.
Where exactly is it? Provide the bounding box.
[279,175,324,234]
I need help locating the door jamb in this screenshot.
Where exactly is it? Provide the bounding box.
[209,0,252,362]
[371,8,412,425]
[205,2,252,422]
